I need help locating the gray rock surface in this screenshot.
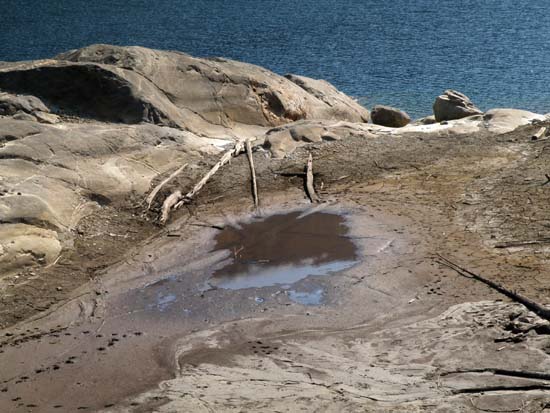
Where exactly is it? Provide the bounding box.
[0,92,49,116]
[433,90,483,122]
[264,120,374,158]
[284,74,370,122]
[0,117,223,273]
[482,108,546,133]
[370,105,410,127]
[0,45,375,274]
[114,301,550,412]
[11,111,37,122]
[0,45,369,139]
[33,111,60,124]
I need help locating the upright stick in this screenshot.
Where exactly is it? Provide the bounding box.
[306,153,320,203]
[246,139,259,208]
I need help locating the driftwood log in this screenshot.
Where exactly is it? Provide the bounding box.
[159,139,247,224]
[436,255,550,321]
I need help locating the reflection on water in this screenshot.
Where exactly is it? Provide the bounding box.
[211,260,356,290]
[209,211,358,290]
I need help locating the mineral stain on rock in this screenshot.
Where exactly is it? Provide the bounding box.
[208,211,358,290]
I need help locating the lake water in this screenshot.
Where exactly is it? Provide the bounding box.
[2,0,550,118]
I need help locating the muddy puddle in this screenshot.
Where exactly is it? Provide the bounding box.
[0,207,407,412]
[121,210,358,315]
[208,211,358,291]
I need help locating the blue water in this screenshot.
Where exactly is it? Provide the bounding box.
[2,0,550,118]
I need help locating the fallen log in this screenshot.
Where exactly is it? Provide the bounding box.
[436,255,550,321]
[146,164,188,210]
[245,139,259,208]
[159,139,247,224]
[306,153,320,203]
[451,384,550,395]
[440,368,550,381]
[495,238,550,248]
[176,139,246,209]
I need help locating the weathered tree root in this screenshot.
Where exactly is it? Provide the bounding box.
[159,139,247,224]
[306,153,320,203]
[436,255,550,321]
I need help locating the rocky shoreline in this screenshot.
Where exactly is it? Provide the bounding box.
[0,45,549,412]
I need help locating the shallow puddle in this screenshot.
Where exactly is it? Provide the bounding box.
[287,289,325,305]
[208,211,358,290]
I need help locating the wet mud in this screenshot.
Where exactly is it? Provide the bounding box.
[0,204,404,412]
[209,211,358,290]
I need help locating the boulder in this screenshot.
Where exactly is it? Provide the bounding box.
[0,224,62,271]
[284,74,370,122]
[0,61,190,128]
[370,105,410,127]
[0,45,369,137]
[0,92,49,116]
[433,90,483,122]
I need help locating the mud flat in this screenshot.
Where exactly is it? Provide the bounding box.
[1,191,549,412]
[0,45,550,412]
